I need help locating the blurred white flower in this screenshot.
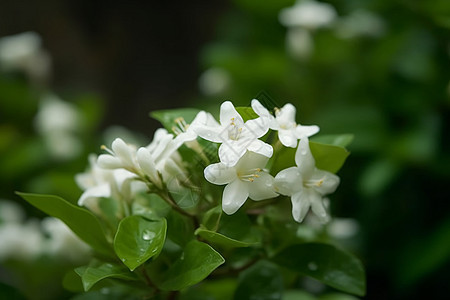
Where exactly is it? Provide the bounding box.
[275,137,339,223]
[0,220,43,261]
[198,68,231,96]
[327,218,359,239]
[279,1,337,60]
[252,99,319,148]
[194,101,272,166]
[335,9,386,39]
[42,217,91,263]
[279,0,337,30]
[286,27,314,60]
[204,151,278,215]
[0,31,51,82]
[34,94,82,160]
[0,200,25,224]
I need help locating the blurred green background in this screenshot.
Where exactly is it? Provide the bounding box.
[0,0,449,299]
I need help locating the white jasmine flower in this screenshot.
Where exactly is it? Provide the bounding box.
[97,138,139,171]
[279,0,337,30]
[42,217,91,263]
[275,137,339,223]
[0,31,51,82]
[173,111,218,145]
[204,151,278,215]
[137,128,188,189]
[76,154,141,210]
[194,101,272,166]
[251,99,319,148]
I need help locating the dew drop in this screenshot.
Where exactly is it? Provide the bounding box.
[308,262,318,271]
[142,229,155,241]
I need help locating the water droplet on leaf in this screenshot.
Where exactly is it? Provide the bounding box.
[142,229,155,241]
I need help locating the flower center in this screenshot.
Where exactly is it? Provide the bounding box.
[228,117,244,140]
[172,117,189,135]
[238,168,262,182]
[303,178,325,188]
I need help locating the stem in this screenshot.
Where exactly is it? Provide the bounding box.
[159,191,200,228]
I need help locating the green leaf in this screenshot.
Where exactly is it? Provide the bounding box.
[17,192,112,257]
[309,142,350,174]
[159,240,225,291]
[114,216,167,271]
[151,108,201,133]
[273,243,366,296]
[196,207,261,249]
[166,210,195,247]
[271,141,350,175]
[311,134,354,148]
[236,106,258,121]
[234,260,283,300]
[75,262,138,291]
[195,226,260,248]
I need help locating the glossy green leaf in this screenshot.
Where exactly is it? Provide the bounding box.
[234,260,283,300]
[159,240,225,291]
[273,243,366,296]
[236,106,258,121]
[196,207,261,249]
[17,192,112,257]
[75,262,138,291]
[114,215,167,271]
[311,134,354,148]
[195,226,260,248]
[309,142,350,174]
[166,210,195,247]
[151,108,201,132]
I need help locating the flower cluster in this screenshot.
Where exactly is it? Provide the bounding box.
[77,99,340,223]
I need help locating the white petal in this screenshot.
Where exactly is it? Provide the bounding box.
[136,148,159,184]
[222,180,249,215]
[97,154,123,169]
[311,169,340,195]
[111,138,135,167]
[251,99,272,119]
[295,124,320,139]
[291,189,311,223]
[235,151,269,171]
[295,137,316,177]
[248,172,278,200]
[277,103,296,125]
[193,125,223,143]
[247,139,273,158]
[309,191,330,223]
[274,167,303,195]
[278,129,298,148]
[78,183,111,206]
[218,141,247,167]
[245,117,269,138]
[204,163,236,185]
[220,101,243,125]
